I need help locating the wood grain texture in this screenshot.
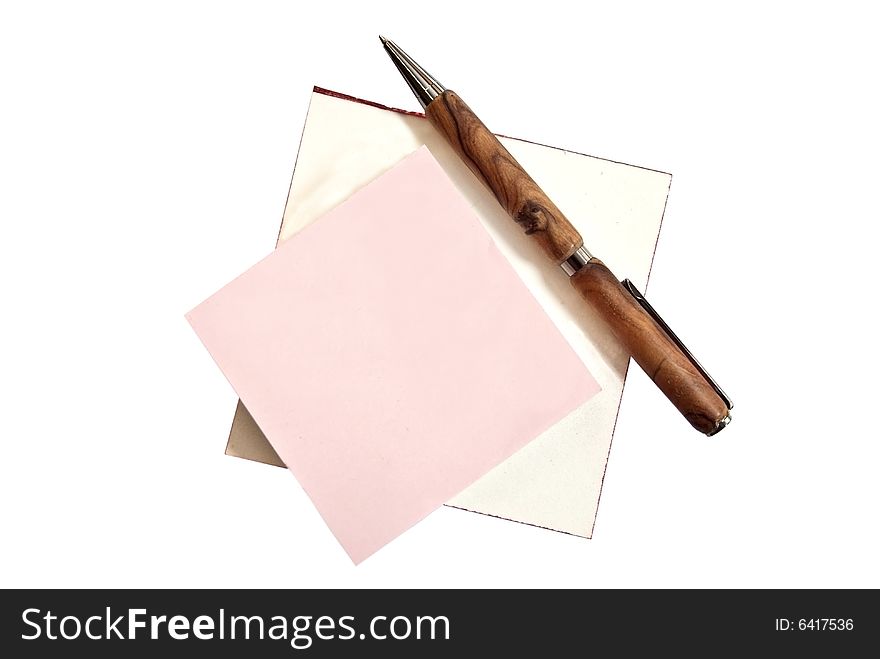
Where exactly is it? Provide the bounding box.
[426,90,583,264]
[571,259,729,434]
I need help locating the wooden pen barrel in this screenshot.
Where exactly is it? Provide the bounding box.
[426,91,583,264]
[426,90,729,434]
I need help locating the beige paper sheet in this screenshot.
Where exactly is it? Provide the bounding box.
[226,88,671,538]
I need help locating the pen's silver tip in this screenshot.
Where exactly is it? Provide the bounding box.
[378,35,445,109]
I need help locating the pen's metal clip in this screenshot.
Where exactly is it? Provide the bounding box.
[622,279,733,412]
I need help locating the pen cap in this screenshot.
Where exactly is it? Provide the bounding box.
[571,259,731,435]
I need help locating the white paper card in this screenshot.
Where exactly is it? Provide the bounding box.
[227,88,671,538]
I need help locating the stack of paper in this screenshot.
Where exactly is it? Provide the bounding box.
[188,88,671,561]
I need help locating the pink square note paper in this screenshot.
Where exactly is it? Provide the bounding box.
[187,147,599,562]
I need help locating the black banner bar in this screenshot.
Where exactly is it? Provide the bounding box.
[2,589,876,656]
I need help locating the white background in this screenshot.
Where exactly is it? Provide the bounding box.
[2,1,878,588]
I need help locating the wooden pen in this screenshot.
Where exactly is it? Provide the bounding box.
[381,36,732,435]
